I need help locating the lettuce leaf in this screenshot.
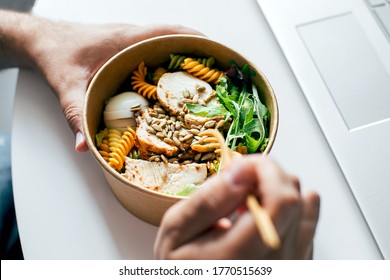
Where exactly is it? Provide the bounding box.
[175,184,198,197]
[186,103,230,119]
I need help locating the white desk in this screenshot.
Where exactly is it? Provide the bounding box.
[10,0,383,259]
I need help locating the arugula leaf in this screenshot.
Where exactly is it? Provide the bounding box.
[186,103,230,119]
[215,64,270,153]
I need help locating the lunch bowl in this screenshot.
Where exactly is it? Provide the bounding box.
[83,35,278,226]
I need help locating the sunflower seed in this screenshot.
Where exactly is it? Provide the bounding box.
[201,153,213,161]
[175,121,182,130]
[173,137,181,147]
[151,124,163,132]
[216,120,225,129]
[183,134,193,141]
[161,154,168,164]
[182,160,192,164]
[146,116,152,125]
[164,138,175,145]
[177,116,183,122]
[170,116,176,122]
[155,107,165,114]
[170,124,175,131]
[149,155,160,161]
[167,131,173,139]
[194,153,202,161]
[156,132,165,138]
[196,84,206,92]
[146,126,156,134]
[189,129,200,135]
[158,113,166,119]
[183,89,190,98]
[179,111,185,117]
[159,119,167,127]
[204,120,216,128]
[192,94,199,104]
[173,131,179,138]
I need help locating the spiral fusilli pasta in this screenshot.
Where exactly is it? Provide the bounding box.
[168,54,187,70]
[108,126,137,171]
[131,62,157,100]
[168,54,216,70]
[152,67,167,85]
[196,57,215,68]
[180,58,224,84]
[98,139,110,162]
[191,130,221,153]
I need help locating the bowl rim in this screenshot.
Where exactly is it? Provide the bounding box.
[83,34,279,201]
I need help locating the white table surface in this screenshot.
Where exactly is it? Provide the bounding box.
[10,0,383,259]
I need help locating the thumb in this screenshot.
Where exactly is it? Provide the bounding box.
[60,88,89,153]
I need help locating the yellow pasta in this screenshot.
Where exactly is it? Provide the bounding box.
[98,139,110,162]
[152,67,167,85]
[191,130,221,153]
[180,58,225,84]
[107,126,137,171]
[131,62,157,100]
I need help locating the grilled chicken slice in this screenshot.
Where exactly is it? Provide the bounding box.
[124,158,207,194]
[136,110,179,158]
[156,72,213,115]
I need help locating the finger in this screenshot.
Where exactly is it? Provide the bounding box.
[289,174,301,192]
[60,88,89,152]
[248,156,301,237]
[295,189,321,259]
[167,212,265,260]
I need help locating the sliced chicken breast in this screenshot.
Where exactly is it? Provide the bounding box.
[124,157,207,194]
[157,72,213,115]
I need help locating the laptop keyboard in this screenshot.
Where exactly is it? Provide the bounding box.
[365,0,390,41]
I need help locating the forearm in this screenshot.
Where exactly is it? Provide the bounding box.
[0,10,41,69]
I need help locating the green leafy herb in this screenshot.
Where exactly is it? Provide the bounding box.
[186,103,231,119]
[215,65,270,153]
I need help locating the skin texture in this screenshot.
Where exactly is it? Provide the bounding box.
[0,10,202,151]
[154,155,320,260]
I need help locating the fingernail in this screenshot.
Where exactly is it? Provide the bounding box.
[75,132,85,152]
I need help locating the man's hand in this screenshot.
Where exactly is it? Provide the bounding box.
[154,155,320,259]
[0,10,202,151]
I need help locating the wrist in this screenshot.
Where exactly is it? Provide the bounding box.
[0,10,40,68]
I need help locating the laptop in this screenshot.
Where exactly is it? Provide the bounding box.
[256,0,390,259]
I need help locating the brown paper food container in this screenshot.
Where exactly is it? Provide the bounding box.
[83,35,279,226]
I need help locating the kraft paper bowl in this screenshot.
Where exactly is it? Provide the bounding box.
[83,35,278,226]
